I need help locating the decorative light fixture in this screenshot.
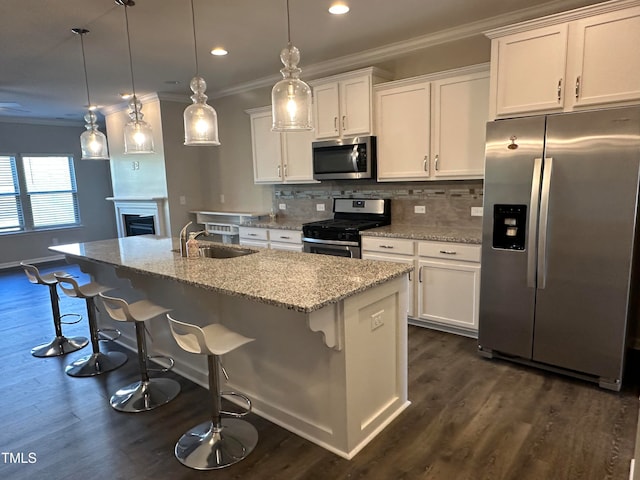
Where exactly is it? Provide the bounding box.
[72,28,109,160]
[116,0,154,154]
[271,0,312,132]
[183,0,220,146]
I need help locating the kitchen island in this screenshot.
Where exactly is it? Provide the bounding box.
[50,235,411,459]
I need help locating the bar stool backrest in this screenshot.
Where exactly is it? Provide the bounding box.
[20,262,46,285]
[54,274,82,298]
[166,314,209,355]
[99,293,132,323]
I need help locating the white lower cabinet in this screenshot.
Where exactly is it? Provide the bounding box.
[362,236,481,337]
[239,226,302,251]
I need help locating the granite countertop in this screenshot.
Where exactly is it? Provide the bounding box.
[361,225,482,244]
[241,219,304,230]
[50,236,411,313]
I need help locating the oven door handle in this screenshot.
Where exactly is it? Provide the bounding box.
[302,237,359,247]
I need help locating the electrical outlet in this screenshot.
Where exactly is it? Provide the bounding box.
[179,195,186,206]
[471,207,483,217]
[371,310,384,331]
[414,205,426,214]
[278,203,286,210]
[316,203,325,212]
[131,161,140,171]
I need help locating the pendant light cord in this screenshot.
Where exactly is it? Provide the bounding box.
[286,0,292,45]
[190,0,199,75]
[76,30,92,111]
[123,3,139,121]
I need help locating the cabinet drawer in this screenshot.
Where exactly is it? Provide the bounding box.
[269,228,302,244]
[238,227,268,241]
[418,241,480,262]
[362,237,415,255]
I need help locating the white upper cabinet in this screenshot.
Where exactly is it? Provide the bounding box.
[311,67,391,140]
[487,1,640,119]
[492,25,569,116]
[247,107,317,184]
[374,64,489,182]
[432,71,489,179]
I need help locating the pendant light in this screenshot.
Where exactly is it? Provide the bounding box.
[116,0,154,154]
[73,28,109,160]
[271,0,312,132]
[183,0,220,146]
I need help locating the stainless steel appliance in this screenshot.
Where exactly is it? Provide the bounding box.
[478,106,640,391]
[312,136,376,180]
[303,198,390,258]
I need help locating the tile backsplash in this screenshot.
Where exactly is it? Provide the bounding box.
[273,179,483,228]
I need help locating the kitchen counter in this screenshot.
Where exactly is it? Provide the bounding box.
[50,235,410,459]
[50,236,410,313]
[362,224,482,244]
[241,219,305,230]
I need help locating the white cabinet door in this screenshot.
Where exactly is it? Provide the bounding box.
[432,72,489,179]
[340,75,372,137]
[375,81,431,181]
[362,252,415,318]
[493,24,568,117]
[250,109,283,183]
[282,130,317,183]
[313,83,340,139]
[417,259,481,332]
[569,6,640,108]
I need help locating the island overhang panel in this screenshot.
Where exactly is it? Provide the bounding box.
[50,236,411,459]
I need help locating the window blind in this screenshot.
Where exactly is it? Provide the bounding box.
[22,156,79,228]
[0,156,23,233]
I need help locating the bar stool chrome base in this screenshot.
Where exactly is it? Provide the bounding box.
[31,335,88,358]
[110,378,181,413]
[175,418,258,470]
[65,351,128,377]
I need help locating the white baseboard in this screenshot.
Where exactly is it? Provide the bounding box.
[0,254,65,271]
[630,458,635,480]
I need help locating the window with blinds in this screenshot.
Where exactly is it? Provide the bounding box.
[0,156,23,233]
[0,154,80,234]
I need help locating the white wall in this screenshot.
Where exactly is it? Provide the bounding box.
[0,121,117,266]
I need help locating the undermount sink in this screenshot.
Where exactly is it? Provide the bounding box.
[198,245,257,259]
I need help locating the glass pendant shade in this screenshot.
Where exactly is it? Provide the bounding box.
[80,111,109,159]
[124,96,154,154]
[184,76,220,146]
[272,44,312,131]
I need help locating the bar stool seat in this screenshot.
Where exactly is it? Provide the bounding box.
[55,274,127,377]
[167,314,258,470]
[20,262,89,357]
[99,293,181,413]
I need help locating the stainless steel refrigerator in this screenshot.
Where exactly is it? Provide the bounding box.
[478,106,640,391]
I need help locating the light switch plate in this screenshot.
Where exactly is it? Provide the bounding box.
[316,204,325,212]
[278,203,286,210]
[471,207,483,217]
[414,205,426,214]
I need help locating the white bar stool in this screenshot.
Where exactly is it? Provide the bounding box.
[166,314,258,470]
[99,293,181,413]
[20,262,89,357]
[54,274,127,377]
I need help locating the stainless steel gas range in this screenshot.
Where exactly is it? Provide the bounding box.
[302,198,391,259]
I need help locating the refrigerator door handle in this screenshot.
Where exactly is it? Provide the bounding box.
[537,157,553,290]
[527,158,543,288]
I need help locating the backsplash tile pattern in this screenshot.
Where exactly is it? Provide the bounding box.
[273,180,483,228]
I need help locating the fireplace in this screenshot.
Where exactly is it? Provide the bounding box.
[124,214,156,236]
[107,197,168,238]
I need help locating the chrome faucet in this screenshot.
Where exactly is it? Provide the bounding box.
[179,221,208,257]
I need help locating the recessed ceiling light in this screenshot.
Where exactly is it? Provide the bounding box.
[120,92,133,100]
[211,47,228,56]
[329,3,349,14]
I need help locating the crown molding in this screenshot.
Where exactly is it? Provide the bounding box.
[0,115,84,127]
[100,92,161,116]
[210,0,595,99]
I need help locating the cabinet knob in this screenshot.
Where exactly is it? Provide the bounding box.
[284,164,288,178]
[334,117,338,133]
[342,115,346,131]
[439,250,457,255]
[380,245,394,249]
[418,265,423,283]
[435,155,439,171]
[423,155,429,172]
[277,164,282,178]
[575,76,581,99]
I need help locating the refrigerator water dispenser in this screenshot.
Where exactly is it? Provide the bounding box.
[493,205,526,250]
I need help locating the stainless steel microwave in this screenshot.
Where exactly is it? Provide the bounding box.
[312,136,376,180]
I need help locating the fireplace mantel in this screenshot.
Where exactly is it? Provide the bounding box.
[106,197,168,238]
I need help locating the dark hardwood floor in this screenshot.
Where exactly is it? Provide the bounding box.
[1,261,638,479]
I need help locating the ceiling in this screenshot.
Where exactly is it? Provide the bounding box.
[0,0,606,122]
